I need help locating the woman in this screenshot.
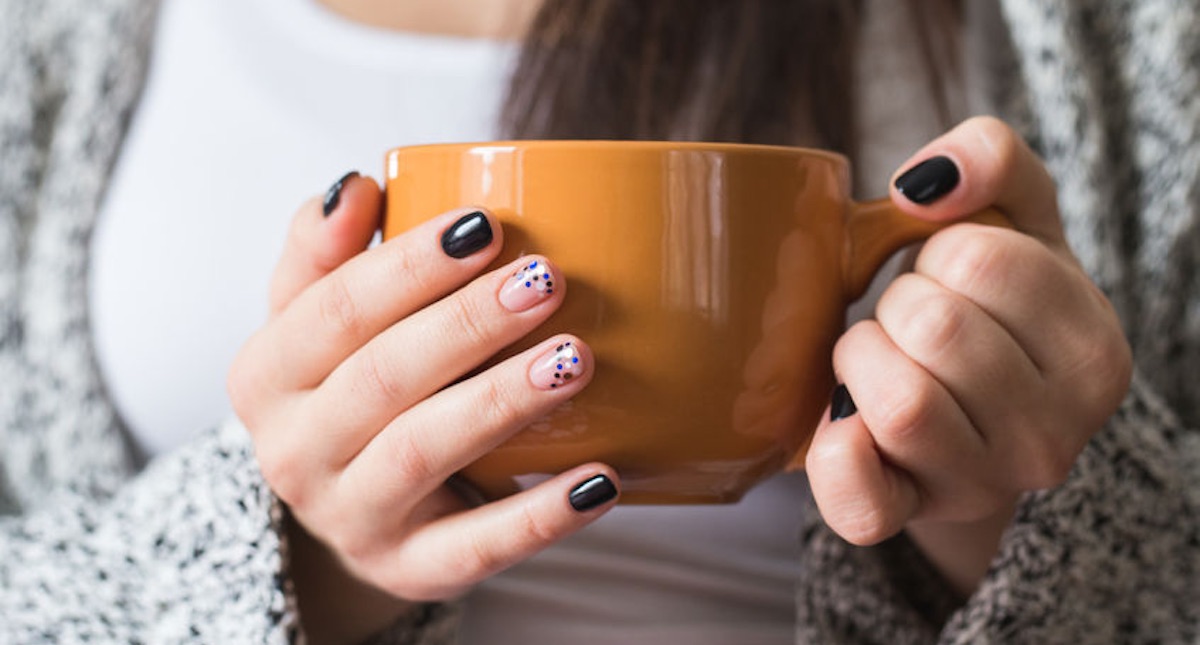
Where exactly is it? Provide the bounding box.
[1,0,1196,643]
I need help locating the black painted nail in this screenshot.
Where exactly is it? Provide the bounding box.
[894,156,960,205]
[830,384,858,422]
[569,474,617,512]
[322,171,359,217]
[440,211,493,259]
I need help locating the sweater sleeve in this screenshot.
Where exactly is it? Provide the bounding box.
[794,373,1200,643]
[796,0,1200,640]
[1,2,462,640]
[0,419,461,644]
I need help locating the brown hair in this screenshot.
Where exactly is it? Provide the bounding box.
[501,0,961,159]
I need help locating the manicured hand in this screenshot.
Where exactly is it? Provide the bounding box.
[228,173,618,642]
[805,117,1132,593]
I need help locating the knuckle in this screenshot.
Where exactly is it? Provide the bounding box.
[473,377,526,432]
[254,447,284,487]
[317,274,366,339]
[1072,326,1134,411]
[869,370,941,446]
[517,499,561,548]
[1046,300,1133,428]
[358,349,409,406]
[256,445,310,508]
[887,287,969,364]
[444,293,495,349]
[927,227,1009,294]
[385,427,439,487]
[386,246,438,298]
[1074,341,1131,405]
[227,335,277,426]
[834,320,878,360]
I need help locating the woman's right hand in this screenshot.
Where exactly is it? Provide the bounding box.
[227,173,619,642]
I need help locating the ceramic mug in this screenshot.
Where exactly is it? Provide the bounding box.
[383,141,1004,504]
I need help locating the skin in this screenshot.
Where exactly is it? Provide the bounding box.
[317,0,541,40]
[231,183,620,643]
[806,117,1131,595]
[228,2,1133,640]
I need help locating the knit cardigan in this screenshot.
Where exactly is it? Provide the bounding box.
[1,0,1197,642]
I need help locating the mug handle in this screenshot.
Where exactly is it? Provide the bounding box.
[843,199,1010,301]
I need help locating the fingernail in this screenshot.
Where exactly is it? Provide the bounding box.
[830,384,857,421]
[322,171,359,217]
[440,211,493,258]
[499,257,558,312]
[894,156,959,205]
[569,474,617,512]
[530,340,586,390]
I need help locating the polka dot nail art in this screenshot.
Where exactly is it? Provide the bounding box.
[530,340,586,390]
[499,257,557,312]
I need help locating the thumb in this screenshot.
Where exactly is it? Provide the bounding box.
[269,171,382,317]
[889,116,1067,252]
[386,465,621,601]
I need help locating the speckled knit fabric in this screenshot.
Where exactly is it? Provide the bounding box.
[796,1,1200,642]
[0,0,1196,643]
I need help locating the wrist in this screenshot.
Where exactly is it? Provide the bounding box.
[904,496,1018,598]
[286,512,421,645]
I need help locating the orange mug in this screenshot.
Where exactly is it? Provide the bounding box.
[384,141,1004,504]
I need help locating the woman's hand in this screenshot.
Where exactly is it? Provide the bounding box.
[228,174,618,643]
[805,117,1132,595]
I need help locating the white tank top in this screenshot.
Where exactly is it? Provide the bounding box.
[90,1,1000,642]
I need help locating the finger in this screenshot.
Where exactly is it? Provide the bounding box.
[337,335,593,521]
[875,272,1042,442]
[269,172,381,317]
[914,225,1129,401]
[309,256,568,458]
[383,464,619,601]
[890,115,1067,251]
[244,207,502,394]
[872,272,1069,497]
[805,393,921,546]
[829,320,998,521]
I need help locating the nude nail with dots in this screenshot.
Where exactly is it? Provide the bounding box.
[530,340,586,390]
[499,257,558,312]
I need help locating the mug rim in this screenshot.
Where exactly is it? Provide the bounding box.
[385,139,848,166]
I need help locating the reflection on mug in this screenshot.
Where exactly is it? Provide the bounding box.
[733,228,841,460]
[662,151,729,324]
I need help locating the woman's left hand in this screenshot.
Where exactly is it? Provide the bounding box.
[805,117,1133,595]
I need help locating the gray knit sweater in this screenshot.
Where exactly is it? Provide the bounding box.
[1,0,1197,642]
